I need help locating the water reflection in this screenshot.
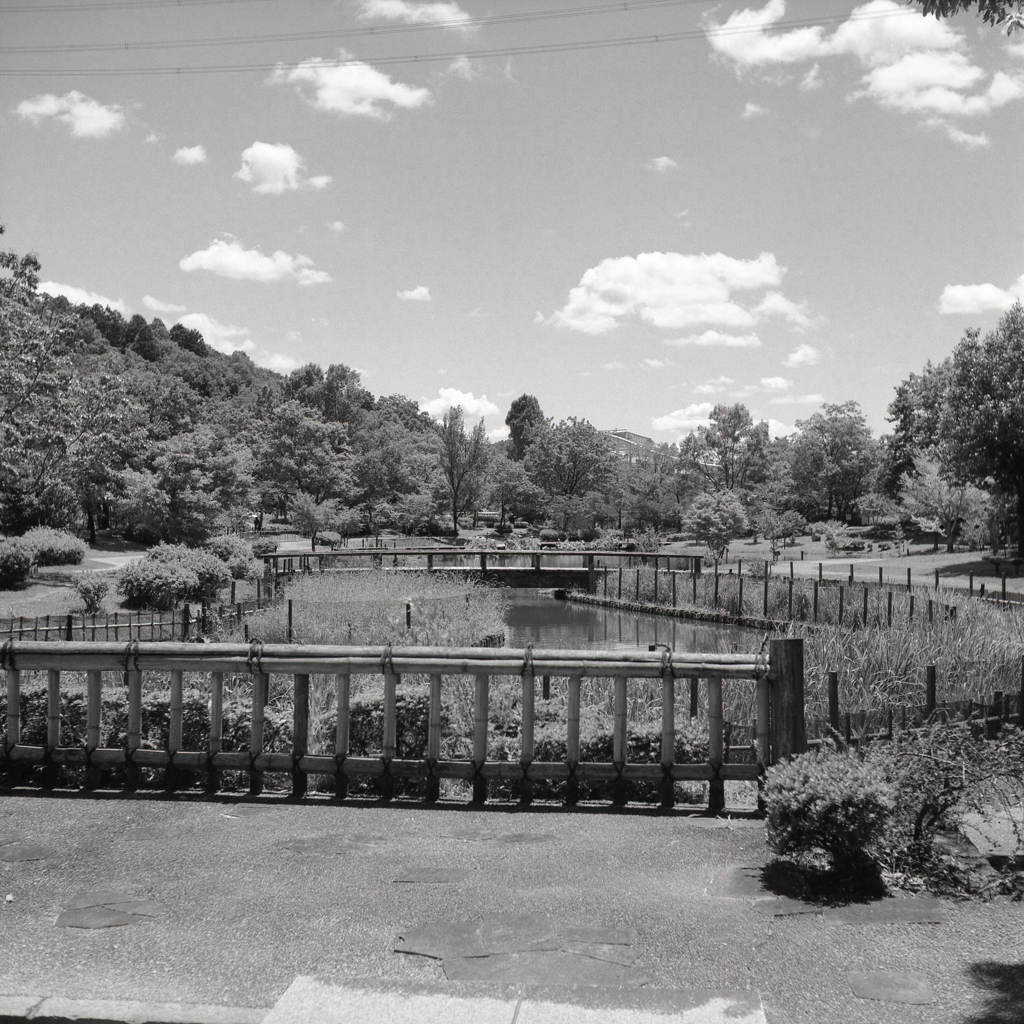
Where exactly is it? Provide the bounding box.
[503,592,759,653]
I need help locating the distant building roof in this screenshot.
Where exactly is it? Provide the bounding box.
[602,429,655,461]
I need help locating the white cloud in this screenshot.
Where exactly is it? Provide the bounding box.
[38,281,128,314]
[142,295,187,315]
[651,403,715,434]
[358,0,474,33]
[694,375,734,394]
[666,330,763,348]
[447,56,481,80]
[235,141,331,194]
[327,221,346,232]
[939,273,1024,314]
[800,64,823,90]
[269,52,433,119]
[770,392,823,405]
[178,312,254,355]
[173,145,207,165]
[753,290,817,328]
[642,358,669,368]
[706,0,1024,143]
[487,425,511,442]
[419,387,500,419]
[646,156,678,173]
[783,342,821,366]
[261,351,302,373]
[602,361,626,370]
[16,90,124,138]
[760,375,792,391]
[397,285,431,301]
[552,251,812,335]
[767,418,798,438]
[742,102,768,117]
[179,237,331,286]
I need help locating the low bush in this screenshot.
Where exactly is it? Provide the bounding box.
[0,539,33,589]
[147,544,230,594]
[21,527,87,566]
[118,560,201,611]
[251,537,278,557]
[764,749,895,877]
[538,528,562,542]
[205,535,256,580]
[74,573,109,613]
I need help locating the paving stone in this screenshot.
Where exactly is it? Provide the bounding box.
[516,987,767,1024]
[219,805,272,818]
[393,868,467,884]
[56,906,141,929]
[558,925,637,946]
[56,891,163,928]
[480,912,561,954]
[32,996,268,1023]
[63,890,134,910]
[0,841,48,862]
[753,897,823,917]
[825,898,947,925]
[847,970,934,1004]
[442,951,647,987]
[122,826,166,840]
[560,942,642,966]
[394,920,489,960]
[105,899,164,917]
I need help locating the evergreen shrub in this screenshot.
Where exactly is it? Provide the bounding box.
[22,527,87,566]
[0,540,33,589]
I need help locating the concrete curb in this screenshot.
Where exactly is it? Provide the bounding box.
[0,995,268,1024]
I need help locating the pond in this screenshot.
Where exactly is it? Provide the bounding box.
[503,591,761,653]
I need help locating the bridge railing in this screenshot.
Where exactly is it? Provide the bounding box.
[1,639,803,811]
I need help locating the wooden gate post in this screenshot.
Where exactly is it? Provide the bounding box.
[769,638,805,763]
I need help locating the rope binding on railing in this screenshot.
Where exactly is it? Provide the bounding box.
[754,633,771,679]
[246,639,264,676]
[381,644,394,678]
[0,639,14,671]
[521,642,534,677]
[123,639,141,674]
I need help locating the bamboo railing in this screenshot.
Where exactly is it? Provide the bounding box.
[0,639,804,811]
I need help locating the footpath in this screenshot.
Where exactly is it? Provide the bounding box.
[1,793,1022,1024]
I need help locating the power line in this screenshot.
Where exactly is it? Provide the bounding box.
[1,0,288,13]
[0,0,715,54]
[0,7,918,76]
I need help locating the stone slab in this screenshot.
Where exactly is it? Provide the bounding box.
[55,907,141,929]
[394,920,489,960]
[27,995,269,1022]
[517,988,767,1024]
[559,925,637,946]
[63,891,134,910]
[562,942,642,966]
[753,898,822,918]
[0,842,48,862]
[442,951,645,987]
[825,899,947,925]
[480,912,561,954]
[847,970,935,1004]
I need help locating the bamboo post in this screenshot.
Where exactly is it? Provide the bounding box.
[287,600,293,643]
[126,668,143,791]
[925,665,936,718]
[653,562,659,603]
[167,669,183,792]
[907,567,912,589]
[763,568,769,617]
[707,677,724,812]
[790,560,794,578]
[5,667,20,786]
[1002,575,1007,601]
[672,571,677,607]
[43,668,60,788]
[849,564,854,584]
[813,581,818,623]
[862,585,868,626]
[612,674,628,806]
[660,670,674,808]
[635,568,641,601]
[604,570,608,598]
[909,595,914,622]
[472,673,489,804]
[935,568,940,590]
[755,672,770,773]
[969,572,974,596]
[928,599,933,623]
[692,569,697,604]
[64,613,73,642]
[336,673,351,800]
[738,576,744,615]
[521,662,535,805]
[250,670,268,795]
[85,669,102,790]
[292,673,309,799]
[618,567,622,599]
[566,674,581,805]
[788,578,793,618]
[878,566,883,586]
[689,677,699,719]
[207,671,223,794]
[818,562,823,583]
[887,590,893,626]
[714,570,719,607]
[838,585,844,625]
[769,638,805,762]
[828,671,839,732]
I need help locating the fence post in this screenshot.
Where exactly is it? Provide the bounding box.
[818,562,823,583]
[587,553,595,594]
[635,568,641,602]
[692,569,698,604]
[828,671,840,733]
[763,567,769,617]
[849,564,854,584]
[813,581,818,622]
[287,600,293,643]
[520,661,535,806]
[660,668,675,809]
[935,568,940,590]
[672,571,677,607]
[612,675,628,807]
[1002,575,1007,602]
[862,585,869,626]
[472,673,489,804]
[292,673,309,799]
[64,613,73,641]
[887,590,893,627]
[689,677,699,719]
[566,675,581,806]
[925,665,936,718]
[707,677,724,812]
[181,604,191,641]
[907,567,912,589]
[769,638,805,763]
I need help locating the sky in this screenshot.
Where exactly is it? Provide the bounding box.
[2,0,1023,444]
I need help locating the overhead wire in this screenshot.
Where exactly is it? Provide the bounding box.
[0,5,919,76]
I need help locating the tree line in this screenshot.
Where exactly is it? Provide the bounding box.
[3,226,1023,557]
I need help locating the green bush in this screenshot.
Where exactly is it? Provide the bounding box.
[118,560,201,611]
[21,527,86,566]
[206,535,257,580]
[74,573,109,613]
[764,749,895,876]
[251,537,278,557]
[0,539,33,589]
[146,544,230,594]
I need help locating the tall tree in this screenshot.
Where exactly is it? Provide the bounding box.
[681,404,770,494]
[912,1,1024,30]
[524,417,613,500]
[505,393,547,461]
[900,456,989,552]
[435,407,489,536]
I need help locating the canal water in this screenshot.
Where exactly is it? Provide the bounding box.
[503,591,760,653]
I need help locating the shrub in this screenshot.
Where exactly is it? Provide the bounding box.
[251,537,278,557]
[205,535,256,580]
[539,528,562,542]
[0,539,33,589]
[117,559,201,611]
[21,527,87,566]
[74,573,109,613]
[764,749,895,876]
[145,544,230,594]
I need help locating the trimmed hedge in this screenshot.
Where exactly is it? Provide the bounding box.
[0,539,33,589]
[118,544,231,610]
[22,527,86,566]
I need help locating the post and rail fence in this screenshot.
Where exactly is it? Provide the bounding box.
[0,638,804,812]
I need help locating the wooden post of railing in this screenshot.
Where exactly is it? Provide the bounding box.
[907,567,912,590]
[126,667,143,791]
[612,675,628,806]
[838,586,844,625]
[520,661,535,805]
[44,668,60,788]
[617,567,622,599]
[660,668,674,808]
[925,665,936,719]
[167,670,183,792]
[887,590,893,626]
[635,568,641,601]
[480,552,487,575]
[427,552,434,573]
[653,561,659,603]
[423,673,442,802]
[692,569,697,604]
[472,673,489,804]
[755,671,770,776]
[64,614,73,641]
[85,669,102,790]
[689,677,698,719]
[291,673,309,799]
[533,552,541,573]
[207,671,223,794]
[382,664,399,802]
[813,581,818,623]
[828,671,839,733]
[4,665,19,787]
[250,670,268,795]
[587,554,595,594]
[788,578,793,618]
[738,576,744,615]
[707,676,724,812]
[763,568,769,617]
[863,584,869,626]
[909,594,914,622]
[566,674,581,806]
[769,638,805,763]
[336,672,351,801]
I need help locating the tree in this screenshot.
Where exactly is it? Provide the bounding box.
[683,490,748,564]
[435,407,488,536]
[900,456,988,552]
[505,394,547,461]
[938,305,1024,552]
[882,361,950,496]
[789,402,878,521]
[486,454,544,527]
[290,491,340,550]
[913,1,1024,31]
[525,418,613,501]
[681,404,770,494]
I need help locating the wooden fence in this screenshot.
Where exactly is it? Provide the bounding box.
[0,639,805,811]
